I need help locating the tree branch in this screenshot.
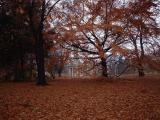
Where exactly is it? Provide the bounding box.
[45,0,61,17]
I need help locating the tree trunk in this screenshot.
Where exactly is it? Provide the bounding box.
[35,33,47,85]
[58,71,61,77]
[139,30,145,77]
[132,38,145,77]
[138,68,145,77]
[19,58,25,80]
[20,44,25,80]
[57,67,62,77]
[14,61,20,82]
[14,61,23,82]
[101,58,108,77]
[36,0,47,85]
[28,0,61,84]
[28,0,47,85]
[14,46,25,82]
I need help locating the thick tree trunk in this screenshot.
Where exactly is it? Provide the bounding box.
[138,68,145,77]
[58,66,63,77]
[58,71,61,77]
[28,28,47,85]
[101,58,108,77]
[36,0,47,85]
[28,0,47,85]
[136,61,145,77]
[29,0,60,84]
[36,34,47,85]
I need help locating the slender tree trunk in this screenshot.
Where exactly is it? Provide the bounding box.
[138,67,145,77]
[101,58,108,77]
[51,71,55,79]
[139,30,145,77]
[133,38,145,77]
[19,42,25,80]
[20,53,25,80]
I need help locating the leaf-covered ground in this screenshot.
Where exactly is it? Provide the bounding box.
[0,77,160,120]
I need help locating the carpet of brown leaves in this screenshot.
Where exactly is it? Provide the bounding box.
[0,77,160,120]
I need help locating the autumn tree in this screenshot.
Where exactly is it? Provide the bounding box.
[52,0,127,78]
[124,0,160,76]
[27,0,60,85]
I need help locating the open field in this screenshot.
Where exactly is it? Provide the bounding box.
[0,77,160,120]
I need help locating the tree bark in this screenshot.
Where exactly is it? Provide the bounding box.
[35,34,47,85]
[101,58,108,77]
[20,53,25,80]
[58,70,62,77]
[19,42,25,80]
[36,0,47,85]
[139,30,145,77]
[14,45,25,82]
[138,67,145,77]
[132,37,145,77]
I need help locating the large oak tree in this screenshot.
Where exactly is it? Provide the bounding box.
[53,0,127,77]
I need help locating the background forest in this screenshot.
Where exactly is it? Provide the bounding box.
[0,0,160,85]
